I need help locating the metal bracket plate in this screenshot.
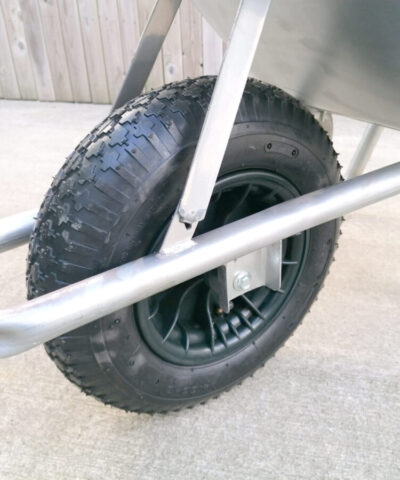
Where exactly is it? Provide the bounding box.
[207,241,282,313]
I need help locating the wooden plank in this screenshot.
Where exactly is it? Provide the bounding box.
[117,0,140,73]
[0,4,20,98]
[202,17,223,76]
[162,7,183,84]
[1,0,36,99]
[37,0,73,102]
[97,0,125,103]
[180,0,203,79]
[77,0,109,103]
[19,0,55,100]
[57,0,91,102]
[136,0,164,91]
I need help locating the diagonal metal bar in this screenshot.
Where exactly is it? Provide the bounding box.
[160,0,272,253]
[111,0,182,112]
[345,124,384,179]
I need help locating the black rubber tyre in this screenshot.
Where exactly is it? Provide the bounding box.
[27,77,341,413]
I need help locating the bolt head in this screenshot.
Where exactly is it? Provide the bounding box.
[233,271,252,291]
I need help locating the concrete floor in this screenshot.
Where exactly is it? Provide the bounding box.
[0,100,399,480]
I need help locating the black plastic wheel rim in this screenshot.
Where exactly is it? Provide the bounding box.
[136,170,309,366]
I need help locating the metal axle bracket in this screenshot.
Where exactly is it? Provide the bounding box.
[207,241,282,313]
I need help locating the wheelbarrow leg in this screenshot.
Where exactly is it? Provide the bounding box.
[161,0,273,253]
[345,124,384,179]
[112,0,182,111]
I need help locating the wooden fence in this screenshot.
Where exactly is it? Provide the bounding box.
[0,0,223,103]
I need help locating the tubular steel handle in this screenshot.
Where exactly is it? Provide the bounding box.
[1,161,400,358]
[0,209,36,253]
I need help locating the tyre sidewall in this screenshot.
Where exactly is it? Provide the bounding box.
[89,122,338,410]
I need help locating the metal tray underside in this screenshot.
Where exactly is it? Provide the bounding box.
[194,0,400,130]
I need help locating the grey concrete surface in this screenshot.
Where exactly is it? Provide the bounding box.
[0,100,399,480]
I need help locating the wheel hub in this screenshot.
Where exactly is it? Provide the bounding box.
[136,170,309,366]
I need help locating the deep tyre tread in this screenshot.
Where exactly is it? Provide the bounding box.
[27,76,341,413]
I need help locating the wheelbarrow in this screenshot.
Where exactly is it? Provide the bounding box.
[0,0,399,413]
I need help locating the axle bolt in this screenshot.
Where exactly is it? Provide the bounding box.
[233,271,252,291]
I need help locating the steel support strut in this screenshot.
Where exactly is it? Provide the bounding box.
[112,0,182,112]
[160,0,272,253]
[1,161,400,359]
[345,124,384,179]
